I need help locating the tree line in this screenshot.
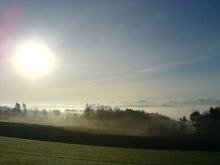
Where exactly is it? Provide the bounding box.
[177,106,220,137]
[84,104,220,136]
[0,102,27,114]
[1,103,220,137]
[84,104,172,121]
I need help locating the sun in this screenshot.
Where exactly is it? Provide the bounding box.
[14,40,54,78]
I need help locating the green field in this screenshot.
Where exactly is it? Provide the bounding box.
[0,136,219,165]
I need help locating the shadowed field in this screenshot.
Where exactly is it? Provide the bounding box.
[0,121,220,151]
[0,136,220,165]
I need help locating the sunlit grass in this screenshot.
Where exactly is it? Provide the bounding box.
[0,136,219,165]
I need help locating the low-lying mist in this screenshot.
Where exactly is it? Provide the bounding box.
[0,104,180,137]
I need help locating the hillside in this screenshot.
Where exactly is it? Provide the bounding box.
[0,136,220,165]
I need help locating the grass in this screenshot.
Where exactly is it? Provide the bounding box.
[0,136,219,164]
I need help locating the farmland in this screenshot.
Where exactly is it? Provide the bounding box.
[0,136,220,165]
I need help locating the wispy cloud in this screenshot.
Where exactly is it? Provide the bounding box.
[87,56,210,84]
[137,67,156,73]
[137,56,210,74]
[87,68,133,84]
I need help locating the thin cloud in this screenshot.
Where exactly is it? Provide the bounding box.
[137,56,210,74]
[87,68,133,84]
[86,56,210,84]
[137,68,156,73]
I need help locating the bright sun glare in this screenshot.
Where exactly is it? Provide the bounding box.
[14,41,54,78]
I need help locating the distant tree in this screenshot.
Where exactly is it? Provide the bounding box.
[22,103,27,113]
[82,104,178,136]
[84,104,94,118]
[189,107,220,136]
[209,107,220,120]
[53,109,61,116]
[190,111,201,122]
[190,111,202,133]
[178,116,188,134]
[42,109,48,115]
[83,104,172,121]
[14,102,21,112]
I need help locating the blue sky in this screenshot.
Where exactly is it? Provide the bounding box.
[0,0,220,105]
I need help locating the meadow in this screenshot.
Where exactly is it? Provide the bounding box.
[1,107,220,164]
[0,136,220,165]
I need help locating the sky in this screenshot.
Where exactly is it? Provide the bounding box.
[0,0,220,107]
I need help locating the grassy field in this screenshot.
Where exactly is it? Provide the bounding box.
[0,136,220,165]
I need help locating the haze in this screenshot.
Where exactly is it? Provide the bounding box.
[0,0,220,114]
